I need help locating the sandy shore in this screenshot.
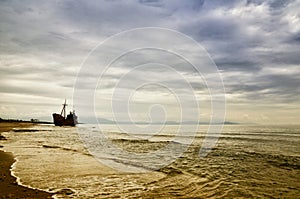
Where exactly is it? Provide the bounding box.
[0,122,53,199]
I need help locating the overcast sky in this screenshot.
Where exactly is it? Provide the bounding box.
[0,0,299,124]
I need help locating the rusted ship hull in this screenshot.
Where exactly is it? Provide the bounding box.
[53,100,78,126]
[52,113,76,126]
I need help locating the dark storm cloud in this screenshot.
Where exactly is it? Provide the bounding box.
[288,32,300,43]
[139,0,164,7]
[269,50,300,65]
[268,0,292,9]
[177,0,299,72]
[214,59,261,72]
[224,69,300,104]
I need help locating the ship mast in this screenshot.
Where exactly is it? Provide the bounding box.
[61,99,67,119]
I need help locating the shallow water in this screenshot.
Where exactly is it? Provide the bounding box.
[1,124,300,198]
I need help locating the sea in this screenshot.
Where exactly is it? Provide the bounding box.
[1,124,300,198]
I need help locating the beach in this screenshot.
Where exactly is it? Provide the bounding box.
[0,123,299,198]
[0,122,53,198]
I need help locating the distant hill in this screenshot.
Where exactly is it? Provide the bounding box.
[95,118,239,125]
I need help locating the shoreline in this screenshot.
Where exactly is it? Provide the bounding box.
[0,122,53,199]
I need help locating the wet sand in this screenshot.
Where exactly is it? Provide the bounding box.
[0,122,53,199]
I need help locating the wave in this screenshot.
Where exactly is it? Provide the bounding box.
[12,129,53,132]
[42,144,92,156]
[111,138,181,144]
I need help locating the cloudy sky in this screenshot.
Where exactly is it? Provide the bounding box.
[0,0,299,124]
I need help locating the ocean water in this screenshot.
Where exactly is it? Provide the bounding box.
[1,124,300,198]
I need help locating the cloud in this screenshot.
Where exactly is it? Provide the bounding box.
[0,0,299,123]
